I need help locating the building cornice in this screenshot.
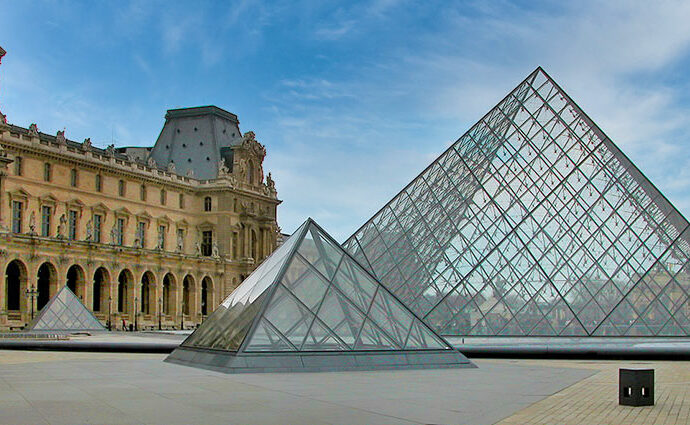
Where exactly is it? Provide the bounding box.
[0,124,280,202]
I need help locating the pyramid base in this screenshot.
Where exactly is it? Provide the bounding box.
[165,346,475,373]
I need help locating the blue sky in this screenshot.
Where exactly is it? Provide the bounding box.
[2,1,690,240]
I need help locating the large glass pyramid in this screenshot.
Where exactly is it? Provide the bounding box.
[26,285,105,332]
[344,67,690,337]
[166,218,473,373]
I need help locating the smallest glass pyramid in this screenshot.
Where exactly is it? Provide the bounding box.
[26,285,105,332]
[166,218,473,373]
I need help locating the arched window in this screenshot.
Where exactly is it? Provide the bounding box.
[37,262,57,310]
[141,272,155,315]
[204,196,212,212]
[5,260,27,311]
[93,267,109,312]
[117,269,132,313]
[95,174,102,192]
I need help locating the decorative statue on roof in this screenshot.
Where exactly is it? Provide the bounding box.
[56,130,66,145]
[217,159,230,176]
[147,156,157,168]
[266,172,275,189]
[82,138,92,151]
[28,123,39,137]
[167,161,176,173]
[0,112,6,125]
[106,144,115,156]
[185,168,195,178]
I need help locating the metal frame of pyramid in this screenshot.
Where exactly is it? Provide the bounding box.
[344,67,690,337]
[26,285,105,332]
[166,218,473,373]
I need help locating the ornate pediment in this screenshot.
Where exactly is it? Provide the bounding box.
[114,206,132,217]
[136,211,153,222]
[66,198,86,208]
[8,188,30,200]
[91,202,110,213]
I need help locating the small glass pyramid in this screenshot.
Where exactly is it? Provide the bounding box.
[26,285,105,332]
[166,219,472,373]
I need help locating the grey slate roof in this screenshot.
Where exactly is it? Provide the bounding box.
[149,106,243,180]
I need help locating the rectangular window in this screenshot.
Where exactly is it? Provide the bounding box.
[160,189,166,205]
[140,185,146,201]
[14,157,22,176]
[158,225,166,250]
[116,218,125,245]
[118,180,126,197]
[137,222,146,248]
[70,169,78,187]
[41,206,51,237]
[202,230,213,256]
[93,214,102,243]
[95,174,102,192]
[43,163,52,182]
[68,210,78,240]
[11,201,22,233]
[179,193,184,209]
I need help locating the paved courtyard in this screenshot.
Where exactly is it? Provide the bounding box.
[0,349,687,424]
[0,350,592,425]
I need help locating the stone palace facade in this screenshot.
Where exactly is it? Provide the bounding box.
[0,101,281,330]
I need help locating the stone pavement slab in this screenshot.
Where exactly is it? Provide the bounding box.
[496,359,690,425]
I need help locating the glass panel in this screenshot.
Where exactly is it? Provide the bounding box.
[316,287,366,348]
[184,291,268,351]
[405,319,447,349]
[244,319,295,352]
[368,289,414,346]
[280,255,330,310]
[263,285,313,348]
[354,319,399,350]
[296,225,342,279]
[332,256,377,311]
[301,318,348,351]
